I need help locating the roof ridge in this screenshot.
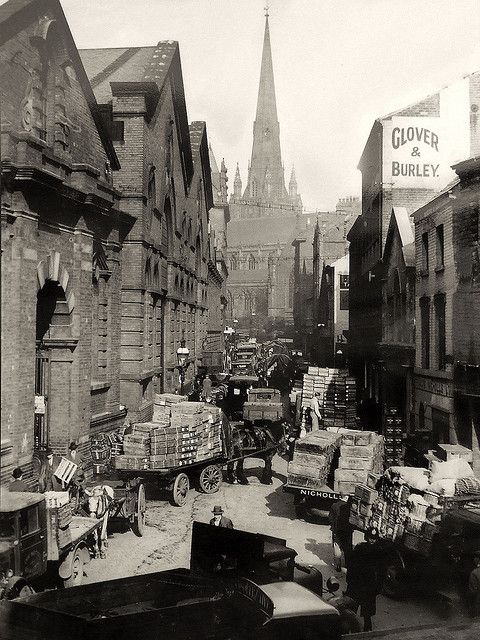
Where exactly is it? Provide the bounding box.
[90,47,142,89]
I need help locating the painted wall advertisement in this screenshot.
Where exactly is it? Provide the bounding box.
[383,116,444,188]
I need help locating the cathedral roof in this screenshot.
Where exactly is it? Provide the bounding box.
[228,269,269,284]
[227,216,299,248]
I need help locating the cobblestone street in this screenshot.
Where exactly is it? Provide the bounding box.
[84,454,471,632]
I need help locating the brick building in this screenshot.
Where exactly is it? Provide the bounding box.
[202,145,229,372]
[451,157,480,475]
[348,71,480,429]
[80,44,222,417]
[379,207,416,431]
[412,156,480,471]
[0,0,134,483]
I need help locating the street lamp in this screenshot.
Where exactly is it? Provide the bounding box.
[176,339,190,395]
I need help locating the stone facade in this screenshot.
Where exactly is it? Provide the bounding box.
[0,0,134,483]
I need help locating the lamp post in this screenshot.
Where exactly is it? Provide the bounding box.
[176,339,190,395]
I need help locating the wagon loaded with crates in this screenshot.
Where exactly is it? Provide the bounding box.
[91,395,243,509]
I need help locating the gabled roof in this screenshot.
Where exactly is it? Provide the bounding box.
[383,207,415,269]
[0,0,120,168]
[189,121,214,212]
[80,41,194,187]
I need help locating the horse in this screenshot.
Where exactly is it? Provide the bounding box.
[226,419,287,486]
[84,484,114,559]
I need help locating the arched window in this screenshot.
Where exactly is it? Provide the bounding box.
[145,258,151,288]
[230,253,238,271]
[248,254,256,270]
[147,166,156,224]
[153,263,159,288]
[195,236,202,274]
[164,196,174,256]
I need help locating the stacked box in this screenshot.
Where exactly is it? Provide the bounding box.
[349,468,439,553]
[333,430,384,493]
[383,409,404,467]
[302,369,357,429]
[114,455,150,470]
[123,432,150,457]
[153,393,187,423]
[287,431,342,489]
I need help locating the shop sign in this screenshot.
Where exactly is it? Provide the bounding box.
[415,375,453,397]
[384,117,443,188]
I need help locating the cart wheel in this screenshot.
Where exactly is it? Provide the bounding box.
[63,549,84,588]
[172,473,190,507]
[132,483,146,537]
[199,464,222,494]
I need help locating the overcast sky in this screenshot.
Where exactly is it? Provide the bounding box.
[57,1,480,210]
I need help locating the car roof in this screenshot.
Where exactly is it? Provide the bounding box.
[0,491,45,512]
[259,582,339,619]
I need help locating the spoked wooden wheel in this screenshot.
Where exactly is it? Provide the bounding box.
[199,464,222,494]
[172,473,190,507]
[132,483,146,537]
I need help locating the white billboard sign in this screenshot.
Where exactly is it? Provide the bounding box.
[384,116,443,188]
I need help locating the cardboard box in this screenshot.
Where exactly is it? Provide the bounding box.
[354,484,378,504]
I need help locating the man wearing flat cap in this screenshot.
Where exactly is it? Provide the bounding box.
[209,506,233,529]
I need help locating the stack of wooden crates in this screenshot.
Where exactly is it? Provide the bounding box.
[287,431,343,489]
[114,396,224,471]
[302,367,357,428]
[333,430,384,495]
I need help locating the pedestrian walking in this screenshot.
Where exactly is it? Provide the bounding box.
[310,392,323,431]
[9,467,29,492]
[329,496,353,572]
[346,527,381,632]
[468,552,480,617]
[202,375,212,401]
[209,506,233,529]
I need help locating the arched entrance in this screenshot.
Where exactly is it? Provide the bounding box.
[35,253,74,449]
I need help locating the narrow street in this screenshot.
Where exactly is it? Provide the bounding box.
[85,454,471,632]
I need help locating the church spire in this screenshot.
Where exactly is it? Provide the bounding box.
[243,10,288,203]
[233,163,242,199]
[289,166,298,199]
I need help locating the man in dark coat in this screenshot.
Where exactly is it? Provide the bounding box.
[66,442,86,488]
[209,506,233,529]
[39,448,62,492]
[9,468,29,492]
[346,527,381,632]
[329,496,353,571]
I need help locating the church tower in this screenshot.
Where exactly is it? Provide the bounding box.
[226,9,303,328]
[244,10,290,204]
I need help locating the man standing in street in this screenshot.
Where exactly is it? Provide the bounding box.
[39,448,62,492]
[66,442,86,488]
[209,506,233,529]
[329,496,353,572]
[346,527,381,632]
[9,467,29,492]
[310,392,323,431]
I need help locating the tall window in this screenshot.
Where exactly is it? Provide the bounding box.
[421,231,429,271]
[339,273,349,311]
[436,224,444,269]
[435,294,446,370]
[248,254,256,270]
[420,297,430,369]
